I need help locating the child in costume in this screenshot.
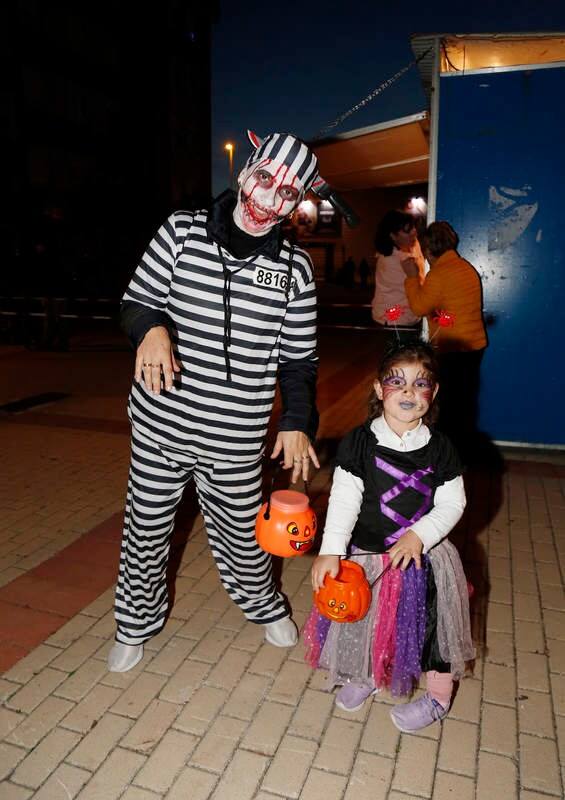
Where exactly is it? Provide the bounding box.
[303,340,475,731]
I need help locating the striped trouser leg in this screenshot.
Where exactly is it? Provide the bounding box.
[192,458,289,624]
[114,428,195,645]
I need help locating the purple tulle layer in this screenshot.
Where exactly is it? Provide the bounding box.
[303,540,475,697]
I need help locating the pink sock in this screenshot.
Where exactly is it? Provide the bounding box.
[425,670,454,709]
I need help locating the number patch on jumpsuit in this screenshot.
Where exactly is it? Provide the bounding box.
[253,266,295,292]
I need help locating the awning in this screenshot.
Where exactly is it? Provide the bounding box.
[309,112,430,192]
[412,31,565,102]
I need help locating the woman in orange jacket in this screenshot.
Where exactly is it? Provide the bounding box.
[403,221,487,465]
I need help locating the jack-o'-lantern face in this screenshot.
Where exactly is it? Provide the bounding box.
[255,494,317,558]
[286,517,316,554]
[324,595,351,621]
[314,560,371,623]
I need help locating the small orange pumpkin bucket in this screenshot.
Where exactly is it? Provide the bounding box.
[255,469,317,557]
[314,560,371,623]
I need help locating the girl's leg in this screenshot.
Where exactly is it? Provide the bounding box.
[389,671,454,732]
[425,670,454,709]
[334,552,389,712]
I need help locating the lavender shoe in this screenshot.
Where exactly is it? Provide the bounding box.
[390,691,450,732]
[335,682,378,712]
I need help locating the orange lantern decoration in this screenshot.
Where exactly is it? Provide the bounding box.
[255,489,317,557]
[314,560,371,623]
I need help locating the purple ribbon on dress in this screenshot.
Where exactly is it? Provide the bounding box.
[375,457,434,546]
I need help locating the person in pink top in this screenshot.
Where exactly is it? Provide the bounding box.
[371,210,425,346]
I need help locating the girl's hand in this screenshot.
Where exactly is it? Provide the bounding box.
[387,529,424,570]
[135,326,181,394]
[311,554,340,593]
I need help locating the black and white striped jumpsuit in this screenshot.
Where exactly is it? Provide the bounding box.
[114,191,319,645]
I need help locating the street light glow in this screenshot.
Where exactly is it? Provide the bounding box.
[224,142,234,189]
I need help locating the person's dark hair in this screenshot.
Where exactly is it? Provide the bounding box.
[420,221,459,259]
[368,339,439,424]
[374,210,415,256]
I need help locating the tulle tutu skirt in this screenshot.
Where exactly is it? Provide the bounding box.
[302,539,475,697]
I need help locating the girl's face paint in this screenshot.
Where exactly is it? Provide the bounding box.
[374,361,438,435]
[233,161,303,236]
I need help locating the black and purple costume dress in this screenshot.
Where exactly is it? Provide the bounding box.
[303,420,475,696]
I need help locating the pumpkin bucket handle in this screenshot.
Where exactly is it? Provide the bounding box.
[263,462,309,521]
[371,559,393,586]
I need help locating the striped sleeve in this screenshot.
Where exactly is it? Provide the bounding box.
[122,212,193,310]
[278,247,319,439]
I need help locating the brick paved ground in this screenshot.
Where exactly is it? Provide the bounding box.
[0,326,563,799]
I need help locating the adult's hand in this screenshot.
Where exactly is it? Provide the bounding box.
[271,430,320,483]
[401,257,419,278]
[135,326,180,394]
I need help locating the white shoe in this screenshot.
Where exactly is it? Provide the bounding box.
[264,617,298,647]
[107,642,144,672]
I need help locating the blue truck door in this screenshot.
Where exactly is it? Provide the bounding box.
[436,64,565,446]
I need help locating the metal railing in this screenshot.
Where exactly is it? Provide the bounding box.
[0,296,120,321]
[0,295,376,338]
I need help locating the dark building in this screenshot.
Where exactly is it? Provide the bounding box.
[3,1,219,299]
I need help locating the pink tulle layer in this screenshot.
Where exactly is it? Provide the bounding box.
[302,540,475,697]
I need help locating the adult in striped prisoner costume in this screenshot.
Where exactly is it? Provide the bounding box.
[108,131,324,672]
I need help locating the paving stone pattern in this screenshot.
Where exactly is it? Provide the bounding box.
[0,330,563,799]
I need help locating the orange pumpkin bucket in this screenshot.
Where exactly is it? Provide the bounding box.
[314,559,371,623]
[255,488,317,558]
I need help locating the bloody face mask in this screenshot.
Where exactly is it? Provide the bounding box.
[233,131,319,237]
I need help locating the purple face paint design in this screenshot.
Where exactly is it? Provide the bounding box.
[381,367,434,403]
[413,372,433,404]
[381,369,406,402]
[377,361,437,435]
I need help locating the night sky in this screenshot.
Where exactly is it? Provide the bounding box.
[211,0,565,195]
